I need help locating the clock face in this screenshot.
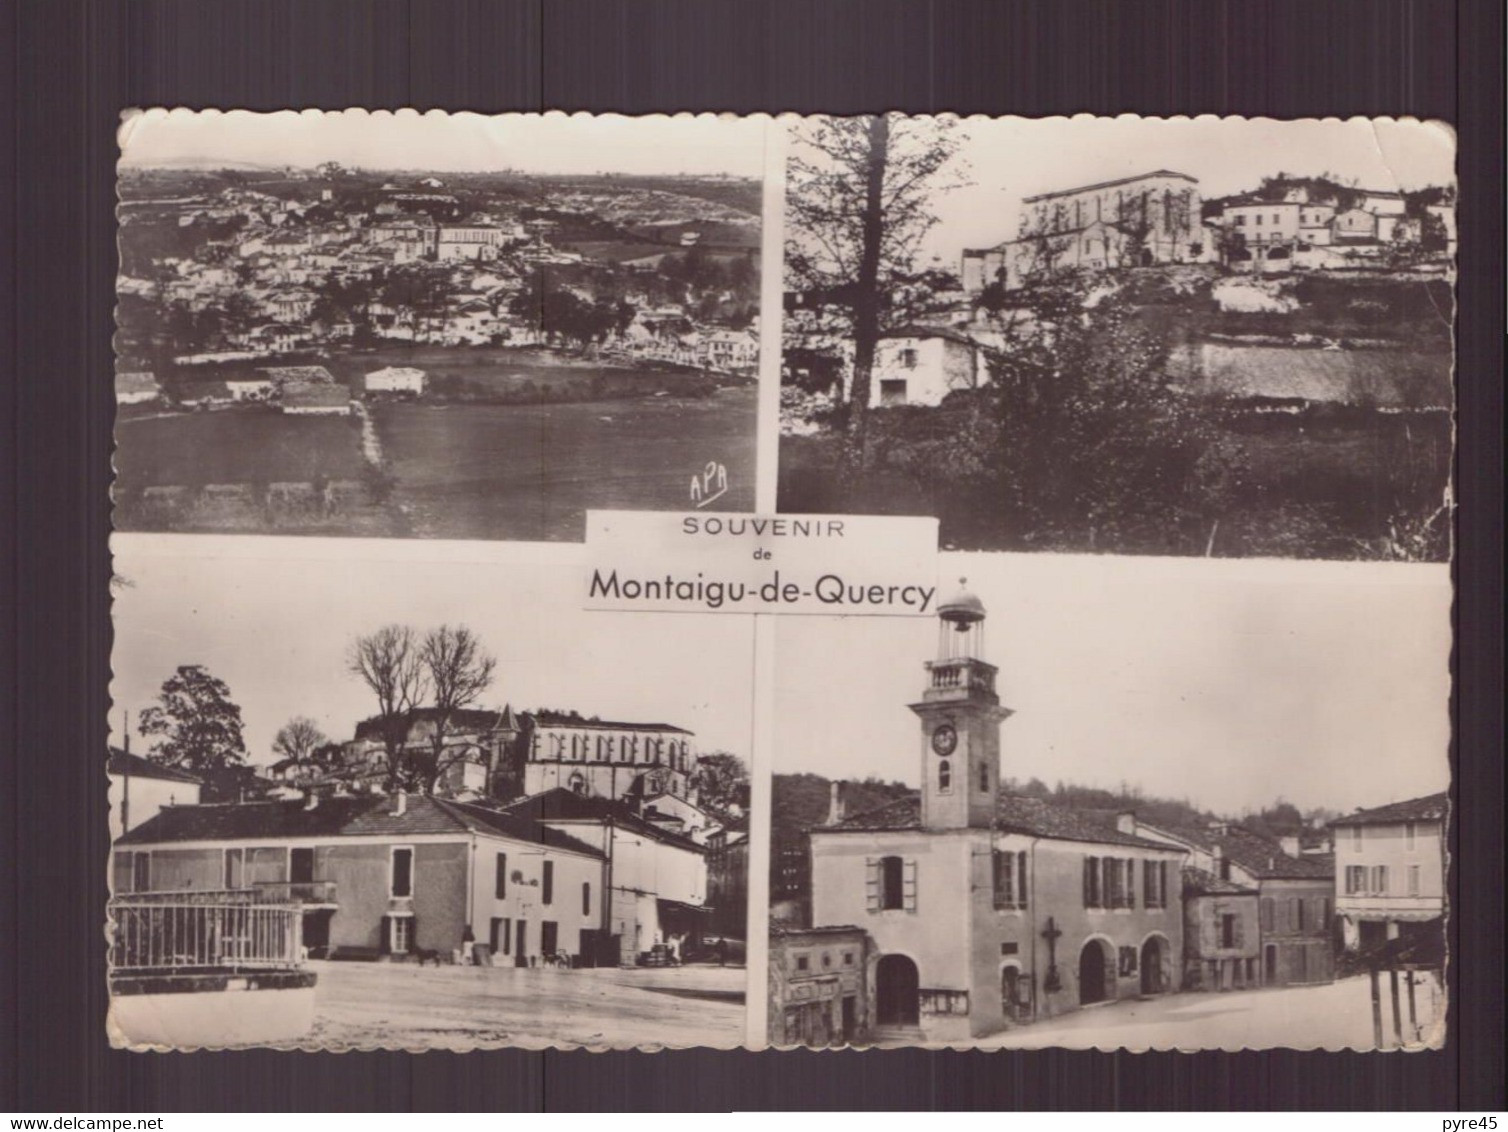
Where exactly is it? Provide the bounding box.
[931,724,958,756]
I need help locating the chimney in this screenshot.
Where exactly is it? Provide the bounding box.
[1279,835,1300,858]
[393,790,407,816]
[827,781,845,826]
[1115,810,1136,835]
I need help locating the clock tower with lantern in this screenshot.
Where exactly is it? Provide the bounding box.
[910,581,1012,831]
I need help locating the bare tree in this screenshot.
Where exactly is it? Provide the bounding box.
[271,716,329,771]
[785,115,965,478]
[348,625,427,790]
[415,625,497,794]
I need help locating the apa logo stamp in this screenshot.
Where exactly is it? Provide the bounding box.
[689,461,729,508]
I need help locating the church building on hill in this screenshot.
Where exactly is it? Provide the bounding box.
[802,585,1187,1043]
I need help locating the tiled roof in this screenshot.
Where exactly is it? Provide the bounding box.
[260,365,335,383]
[350,707,507,744]
[1136,819,1332,880]
[528,711,691,735]
[117,792,600,856]
[1330,792,1449,827]
[820,793,1184,851]
[1022,170,1197,203]
[107,748,201,785]
[501,788,705,853]
[1182,866,1257,897]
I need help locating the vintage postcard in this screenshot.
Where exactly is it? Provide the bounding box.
[107,111,1453,1055]
[113,110,766,542]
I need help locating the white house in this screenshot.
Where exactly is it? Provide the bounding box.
[280,382,352,416]
[866,327,982,408]
[364,366,427,395]
[1331,792,1447,957]
[107,748,202,840]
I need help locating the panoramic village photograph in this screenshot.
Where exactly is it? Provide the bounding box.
[778,115,1456,560]
[113,111,763,542]
[107,539,752,1050]
[767,555,1450,1050]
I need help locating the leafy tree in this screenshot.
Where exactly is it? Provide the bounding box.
[414,625,497,794]
[348,625,427,791]
[271,716,329,770]
[785,114,965,475]
[138,665,247,775]
[694,751,750,814]
[930,281,1239,553]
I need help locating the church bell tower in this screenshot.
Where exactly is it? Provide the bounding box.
[909,581,1012,830]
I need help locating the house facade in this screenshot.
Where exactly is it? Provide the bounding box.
[364,366,427,395]
[107,748,202,840]
[768,926,871,1046]
[806,588,1186,1041]
[866,329,981,408]
[522,712,698,804]
[112,792,606,965]
[1180,867,1261,991]
[1331,792,1447,957]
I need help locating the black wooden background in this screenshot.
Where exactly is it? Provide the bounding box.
[2,0,1502,1112]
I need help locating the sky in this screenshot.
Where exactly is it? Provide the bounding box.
[792,115,1457,268]
[117,108,770,178]
[110,535,756,767]
[773,552,1451,817]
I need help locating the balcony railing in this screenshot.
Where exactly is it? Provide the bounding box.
[109,895,304,974]
[251,880,338,905]
[925,658,997,694]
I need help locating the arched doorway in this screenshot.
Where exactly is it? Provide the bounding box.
[1140,935,1167,995]
[876,954,920,1026]
[1078,939,1111,1005]
[1001,965,1029,1023]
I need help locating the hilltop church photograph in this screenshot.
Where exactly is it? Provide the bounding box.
[767,554,1450,1050]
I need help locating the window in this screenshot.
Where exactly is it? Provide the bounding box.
[1218,857,1232,882]
[495,852,508,899]
[898,348,918,368]
[1083,856,1103,908]
[1260,897,1275,931]
[1256,215,1263,226]
[541,920,558,957]
[878,379,907,406]
[937,760,951,793]
[1294,898,1306,931]
[978,762,989,793]
[1322,897,1331,923]
[390,847,413,898]
[1351,827,1363,852]
[843,952,854,966]
[822,953,832,969]
[1220,913,1238,949]
[1143,859,1168,909]
[390,915,412,953]
[1407,865,1421,896]
[490,916,508,954]
[1236,214,1246,226]
[796,954,810,972]
[880,856,905,910]
[582,882,592,916]
[223,848,244,890]
[542,860,554,905]
[1345,865,1366,895]
[1370,865,1389,895]
[1405,821,1417,850]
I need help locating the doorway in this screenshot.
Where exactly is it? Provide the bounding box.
[875,954,920,1026]
[1079,939,1111,1005]
[1264,944,1278,984]
[1140,936,1166,995]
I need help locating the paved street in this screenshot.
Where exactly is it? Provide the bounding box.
[972,974,1445,1052]
[304,960,747,1050]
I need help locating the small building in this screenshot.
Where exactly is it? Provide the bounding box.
[1331,791,1447,957]
[225,377,276,402]
[259,365,336,387]
[1180,866,1261,991]
[280,382,351,416]
[867,327,981,408]
[115,371,163,406]
[363,366,427,395]
[768,926,871,1047]
[113,791,606,965]
[522,711,698,805]
[107,748,202,840]
[694,329,759,372]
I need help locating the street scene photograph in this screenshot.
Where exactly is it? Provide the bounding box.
[107,537,752,1049]
[113,110,764,542]
[778,115,1455,560]
[767,553,1450,1049]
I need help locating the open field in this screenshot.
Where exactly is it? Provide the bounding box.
[114,409,367,488]
[302,959,746,1050]
[376,383,757,541]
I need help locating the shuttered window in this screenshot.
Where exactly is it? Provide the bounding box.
[582,882,592,916]
[865,858,881,911]
[495,852,507,899]
[542,860,554,905]
[1260,898,1274,931]
[1083,856,1103,908]
[902,859,918,912]
[1125,858,1136,908]
[390,848,413,898]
